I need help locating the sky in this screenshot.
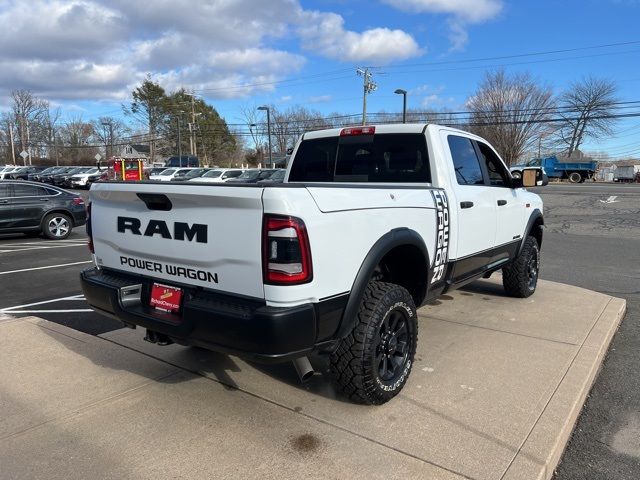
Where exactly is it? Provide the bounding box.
[1,0,640,157]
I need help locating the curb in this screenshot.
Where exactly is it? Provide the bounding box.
[502,297,627,480]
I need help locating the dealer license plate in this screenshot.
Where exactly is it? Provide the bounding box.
[150,283,183,313]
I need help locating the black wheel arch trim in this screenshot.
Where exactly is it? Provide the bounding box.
[336,228,431,339]
[519,209,544,256]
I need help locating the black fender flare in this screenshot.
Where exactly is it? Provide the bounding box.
[518,209,544,256]
[335,228,430,339]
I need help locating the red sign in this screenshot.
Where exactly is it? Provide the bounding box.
[150,283,183,313]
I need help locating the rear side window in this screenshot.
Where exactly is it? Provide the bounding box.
[448,135,484,186]
[289,133,430,183]
[12,185,49,197]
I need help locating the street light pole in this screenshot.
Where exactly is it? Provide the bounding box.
[177,116,182,166]
[258,106,272,167]
[394,89,407,123]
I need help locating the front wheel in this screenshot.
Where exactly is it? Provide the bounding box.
[502,236,540,298]
[330,281,418,405]
[42,213,72,240]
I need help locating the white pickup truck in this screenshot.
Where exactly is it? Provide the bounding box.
[81,124,545,405]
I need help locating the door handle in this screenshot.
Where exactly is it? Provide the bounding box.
[0,199,8,204]
[497,200,507,206]
[460,201,474,209]
[39,198,50,201]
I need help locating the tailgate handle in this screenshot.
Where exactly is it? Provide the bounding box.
[137,193,173,211]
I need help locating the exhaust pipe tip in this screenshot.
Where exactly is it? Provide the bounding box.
[292,356,314,383]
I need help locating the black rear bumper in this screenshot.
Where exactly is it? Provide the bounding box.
[80,268,346,362]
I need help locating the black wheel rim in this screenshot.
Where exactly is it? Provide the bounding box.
[527,248,539,290]
[375,309,410,383]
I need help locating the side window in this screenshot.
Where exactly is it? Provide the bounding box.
[448,135,484,186]
[12,185,48,197]
[476,142,510,187]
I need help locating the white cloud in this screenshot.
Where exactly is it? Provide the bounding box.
[298,11,422,63]
[309,95,333,103]
[0,0,423,101]
[382,0,503,50]
[382,0,502,23]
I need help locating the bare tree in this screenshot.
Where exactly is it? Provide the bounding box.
[10,89,49,163]
[90,116,130,158]
[556,77,618,154]
[467,69,555,165]
[60,115,98,164]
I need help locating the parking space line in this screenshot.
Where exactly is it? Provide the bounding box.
[0,244,87,253]
[2,309,94,314]
[0,261,92,276]
[0,294,86,313]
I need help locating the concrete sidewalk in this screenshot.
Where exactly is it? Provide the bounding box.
[0,278,625,480]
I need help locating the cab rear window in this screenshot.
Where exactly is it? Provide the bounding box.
[289,133,430,183]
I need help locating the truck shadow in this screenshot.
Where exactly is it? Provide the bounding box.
[38,324,345,402]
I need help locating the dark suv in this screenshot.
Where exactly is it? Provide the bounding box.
[0,181,86,239]
[8,166,48,180]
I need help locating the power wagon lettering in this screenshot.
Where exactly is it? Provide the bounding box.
[117,216,208,243]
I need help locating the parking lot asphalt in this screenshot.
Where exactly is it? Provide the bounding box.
[0,228,121,335]
[531,183,640,479]
[1,183,638,478]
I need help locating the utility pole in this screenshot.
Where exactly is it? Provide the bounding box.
[190,94,195,156]
[8,123,16,165]
[26,122,32,165]
[357,68,377,126]
[257,106,272,167]
[177,116,182,166]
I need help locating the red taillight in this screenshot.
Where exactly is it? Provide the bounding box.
[340,126,375,136]
[86,202,94,253]
[73,197,85,206]
[262,215,312,285]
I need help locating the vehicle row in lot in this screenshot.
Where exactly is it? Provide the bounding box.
[0,180,86,239]
[149,167,285,183]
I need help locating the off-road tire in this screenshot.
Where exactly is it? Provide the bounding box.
[42,213,72,240]
[330,281,418,405]
[502,235,540,298]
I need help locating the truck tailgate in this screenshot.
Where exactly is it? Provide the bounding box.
[90,182,265,299]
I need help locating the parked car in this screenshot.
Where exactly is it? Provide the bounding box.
[29,166,59,182]
[8,166,48,180]
[227,169,277,184]
[53,167,93,187]
[69,167,101,189]
[86,170,109,187]
[165,155,199,167]
[147,167,167,177]
[0,181,86,239]
[41,166,75,184]
[189,168,243,183]
[256,169,286,184]
[149,168,197,182]
[0,166,21,180]
[170,168,209,181]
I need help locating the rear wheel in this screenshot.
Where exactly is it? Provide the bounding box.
[42,213,72,240]
[502,236,539,298]
[330,281,418,405]
[511,170,522,180]
[568,172,582,183]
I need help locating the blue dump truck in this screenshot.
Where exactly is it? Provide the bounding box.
[510,156,597,183]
